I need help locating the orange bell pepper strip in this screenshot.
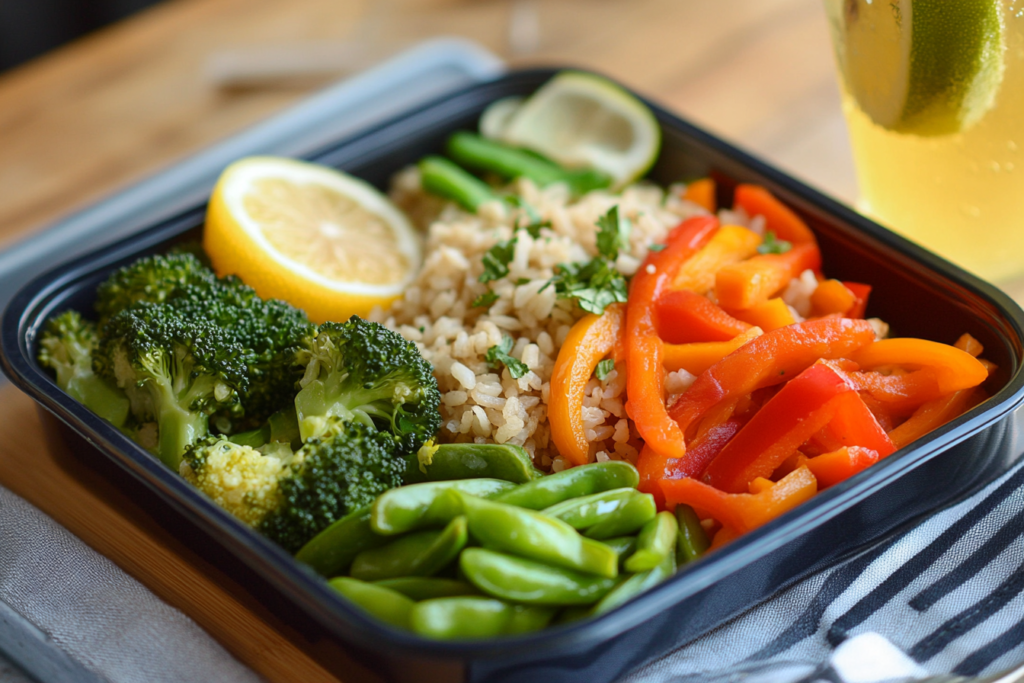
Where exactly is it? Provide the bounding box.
[846,368,945,413]
[805,446,880,488]
[625,215,720,462]
[726,297,796,331]
[955,332,984,357]
[670,225,762,294]
[549,303,626,466]
[715,241,822,310]
[662,327,763,376]
[733,184,816,245]
[810,279,856,317]
[708,525,740,551]
[842,282,872,319]
[660,466,818,534]
[667,317,877,455]
[656,290,751,343]
[701,361,858,493]
[683,177,716,213]
[887,386,985,450]
[851,338,989,395]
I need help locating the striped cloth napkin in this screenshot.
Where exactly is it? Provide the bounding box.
[628,456,1024,682]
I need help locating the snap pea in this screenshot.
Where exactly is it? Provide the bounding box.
[493,461,640,510]
[404,443,543,484]
[452,492,618,578]
[409,596,555,639]
[351,516,468,581]
[600,536,639,569]
[295,505,388,577]
[374,578,479,601]
[583,492,657,540]
[371,478,515,535]
[591,553,676,616]
[542,488,643,530]
[675,504,710,565]
[419,155,497,212]
[446,132,611,195]
[460,548,617,606]
[329,577,414,629]
[624,511,679,573]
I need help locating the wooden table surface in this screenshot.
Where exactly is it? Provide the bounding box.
[0,0,938,680]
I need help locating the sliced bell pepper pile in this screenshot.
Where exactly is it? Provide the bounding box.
[670,224,762,294]
[715,241,822,310]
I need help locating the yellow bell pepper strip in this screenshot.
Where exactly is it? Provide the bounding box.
[701,361,858,493]
[805,446,880,488]
[682,177,717,213]
[664,317,877,474]
[887,386,986,450]
[656,289,751,343]
[670,225,762,294]
[733,184,816,245]
[851,338,989,395]
[659,466,818,534]
[549,303,626,467]
[726,297,796,332]
[715,241,822,310]
[810,279,856,317]
[625,216,720,464]
[662,327,763,376]
[843,282,872,319]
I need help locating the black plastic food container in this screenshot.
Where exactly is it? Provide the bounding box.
[4,69,1024,683]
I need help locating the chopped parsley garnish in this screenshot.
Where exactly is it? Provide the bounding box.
[485,335,529,379]
[472,290,500,308]
[757,231,792,255]
[595,359,615,381]
[595,206,632,260]
[542,205,631,315]
[515,278,531,286]
[648,243,666,252]
[505,196,551,238]
[479,237,518,283]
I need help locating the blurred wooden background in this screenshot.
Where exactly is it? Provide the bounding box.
[0,1,854,681]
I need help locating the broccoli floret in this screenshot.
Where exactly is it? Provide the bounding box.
[94,302,253,468]
[293,317,441,452]
[94,252,217,326]
[37,310,130,427]
[183,419,404,552]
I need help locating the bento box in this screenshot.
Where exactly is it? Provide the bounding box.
[4,68,1024,683]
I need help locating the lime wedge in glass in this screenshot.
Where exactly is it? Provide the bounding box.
[493,71,661,188]
[839,0,1005,136]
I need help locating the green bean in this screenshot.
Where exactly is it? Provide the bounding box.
[374,578,479,601]
[351,516,468,581]
[418,156,497,212]
[600,536,639,566]
[675,504,710,565]
[295,505,387,577]
[624,511,678,573]
[329,577,414,629]
[371,478,515,535]
[409,596,555,639]
[591,553,676,616]
[452,492,618,578]
[583,492,657,540]
[542,488,643,530]
[460,548,616,606]
[404,443,543,484]
[493,461,640,510]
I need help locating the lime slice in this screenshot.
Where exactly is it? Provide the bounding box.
[479,96,524,140]
[839,0,1004,136]
[498,71,660,188]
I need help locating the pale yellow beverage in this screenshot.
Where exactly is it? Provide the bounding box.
[824,0,1024,282]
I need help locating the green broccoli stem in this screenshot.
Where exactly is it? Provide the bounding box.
[69,374,131,428]
[157,403,209,469]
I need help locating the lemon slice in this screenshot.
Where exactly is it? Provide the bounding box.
[497,71,660,188]
[204,156,421,323]
[838,0,1004,136]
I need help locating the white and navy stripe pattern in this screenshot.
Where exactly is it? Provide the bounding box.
[626,460,1024,682]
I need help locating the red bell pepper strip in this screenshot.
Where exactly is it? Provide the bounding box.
[549,303,626,466]
[842,282,871,319]
[715,242,822,310]
[655,289,751,343]
[625,216,719,463]
[817,390,895,457]
[663,317,877,478]
[805,446,880,488]
[660,466,818,534]
[701,361,857,493]
[851,338,989,395]
[733,184,817,245]
[665,417,745,480]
